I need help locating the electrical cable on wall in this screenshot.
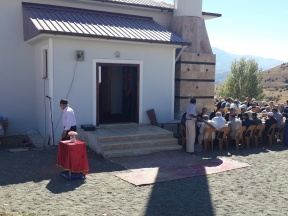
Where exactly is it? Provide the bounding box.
[54,59,79,135]
[66,60,79,98]
[43,79,47,147]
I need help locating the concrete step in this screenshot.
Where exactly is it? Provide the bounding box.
[101,137,177,151]
[102,143,182,159]
[80,124,181,158]
[97,132,173,143]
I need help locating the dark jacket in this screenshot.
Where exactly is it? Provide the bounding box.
[253,117,262,126]
[242,118,256,129]
[209,111,217,120]
[263,116,277,135]
[284,119,288,145]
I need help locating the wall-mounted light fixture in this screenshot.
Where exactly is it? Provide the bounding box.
[76,50,84,61]
[115,51,120,58]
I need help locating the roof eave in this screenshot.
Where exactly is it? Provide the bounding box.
[202,11,222,20]
[88,0,173,12]
[27,31,191,47]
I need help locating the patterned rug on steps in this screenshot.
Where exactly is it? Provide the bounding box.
[112,151,250,186]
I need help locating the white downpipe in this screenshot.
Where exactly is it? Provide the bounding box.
[175,46,188,62]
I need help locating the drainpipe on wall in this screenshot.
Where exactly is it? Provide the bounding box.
[175,46,188,62]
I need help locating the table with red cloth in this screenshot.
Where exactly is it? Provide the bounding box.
[56,140,89,176]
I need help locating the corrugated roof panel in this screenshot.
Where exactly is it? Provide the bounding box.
[95,0,173,9]
[63,11,84,33]
[30,8,50,31]
[51,11,74,32]
[73,12,97,35]
[43,10,63,32]
[22,3,189,46]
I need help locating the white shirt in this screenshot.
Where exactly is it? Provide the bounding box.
[62,106,76,130]
[212,116,226,130]
[199,120,216,139]
[186,103,197,120]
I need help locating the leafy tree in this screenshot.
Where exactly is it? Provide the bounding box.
[217,58,265,101]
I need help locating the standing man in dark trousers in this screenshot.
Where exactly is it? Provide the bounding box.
[60,99,77,141]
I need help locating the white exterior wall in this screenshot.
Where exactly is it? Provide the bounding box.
[0,0,174,136]
[0,1,36,134]
[49,37,176,142]
[33,39,52,142]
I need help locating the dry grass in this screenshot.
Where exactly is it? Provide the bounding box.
[262,62,288,103]
[214,62,288,102]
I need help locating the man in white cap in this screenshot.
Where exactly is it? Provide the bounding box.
[60,99,77,141]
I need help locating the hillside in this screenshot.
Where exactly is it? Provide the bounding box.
[213,47,284,85]
[262,62,288,102]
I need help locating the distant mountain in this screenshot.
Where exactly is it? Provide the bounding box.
[213,47,285,85]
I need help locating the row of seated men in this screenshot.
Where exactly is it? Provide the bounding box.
[183,106,288,148]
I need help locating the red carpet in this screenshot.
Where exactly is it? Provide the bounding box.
[115,158,249,186]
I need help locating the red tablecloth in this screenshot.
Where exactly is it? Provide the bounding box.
[56,140,89,174]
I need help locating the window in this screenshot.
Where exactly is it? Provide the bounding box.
[42,49,48,79]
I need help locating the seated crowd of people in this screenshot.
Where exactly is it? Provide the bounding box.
[184,97,288,150]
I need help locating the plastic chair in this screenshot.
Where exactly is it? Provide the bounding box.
[275,125,284,145]
[216,126,230,151]
[0,120,8,146]
[244,125,256,148]
[203,127,216,152]
[223,107,228,116]
[267,124,277,146]
[233,126,246,150]
[253,124,265,147]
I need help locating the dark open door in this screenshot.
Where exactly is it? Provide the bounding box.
[96,64,139,125]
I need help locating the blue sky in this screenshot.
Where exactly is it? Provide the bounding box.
[166,0,288,62]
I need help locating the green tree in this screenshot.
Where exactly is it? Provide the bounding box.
[217,58,265,101]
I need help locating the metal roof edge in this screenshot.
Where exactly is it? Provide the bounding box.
[36,30,190,46]
[22,2,155,20]
[25,33,190,47]
[87,0,173,12]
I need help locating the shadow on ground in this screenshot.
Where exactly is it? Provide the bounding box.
[0,147,125,188]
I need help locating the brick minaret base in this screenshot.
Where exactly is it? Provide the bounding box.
[170,16,216,117]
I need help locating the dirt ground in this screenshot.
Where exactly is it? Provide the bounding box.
[1,140,288,216]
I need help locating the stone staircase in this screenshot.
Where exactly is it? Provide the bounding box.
[80,124,181,159]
